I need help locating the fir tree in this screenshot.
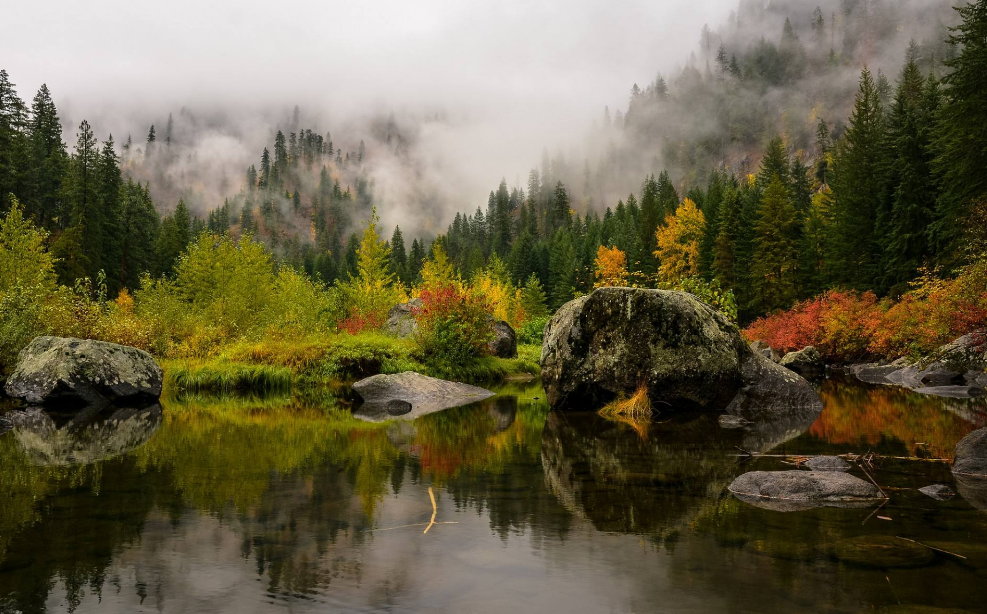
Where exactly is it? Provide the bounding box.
[751,176,798,313]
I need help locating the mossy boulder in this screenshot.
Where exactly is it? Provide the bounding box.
[4,337,163,407]
[540,287,822,416]
[780,345,824,377]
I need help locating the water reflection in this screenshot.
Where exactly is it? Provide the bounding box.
[0,378,985,613]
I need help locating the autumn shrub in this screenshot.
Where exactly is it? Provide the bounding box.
[413,284,493,366]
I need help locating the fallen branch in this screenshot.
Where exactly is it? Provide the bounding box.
[894,536,967,560]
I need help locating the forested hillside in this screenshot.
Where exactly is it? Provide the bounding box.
[1,0,986,357]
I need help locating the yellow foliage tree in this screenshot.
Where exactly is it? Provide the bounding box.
[340,207,404,328]
[593,245,629,288]
[654,198,706,283]
[419,242,459,291]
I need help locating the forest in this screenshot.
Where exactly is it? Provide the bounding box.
[1,0,986,381]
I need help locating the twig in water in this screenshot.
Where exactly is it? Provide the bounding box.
[862,498,888,526]
[424,486,437,534]
[894,536,967,560]
[886,576,900,605]
[855,458,888,499]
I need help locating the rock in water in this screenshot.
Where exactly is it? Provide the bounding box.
[780,346,825,377]
[952,427,987,478]
[804,456,851,472]
[4,337,163,406]
[488,320,518,358]
[833,535,936,568]
[718,414,751,429]
[918,484,955,500]
[540,287,821,416]
[728,470,884,511]
[385,298,422,338]
[351,371,495,422]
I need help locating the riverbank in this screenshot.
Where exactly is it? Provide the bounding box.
[161,334,542,394]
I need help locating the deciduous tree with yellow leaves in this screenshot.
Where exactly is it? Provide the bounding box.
[593,245,629,288]
[654,198,705,283]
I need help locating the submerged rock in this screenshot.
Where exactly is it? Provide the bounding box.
[385,298,423,338]
[718,414,751,429]
[918,484,955,500]
[779,346,824,377]
[351,371,495,422]
[728,470,884,512]
[5,403,162,466]
[803,456,851,472]
[488,320,518,358]
[832,535,936,568]
[4,336,163,407]
[952,427,987,478]
[540,287,821,417]
[912,385,985,399]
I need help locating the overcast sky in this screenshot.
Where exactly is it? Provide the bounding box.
[3,0,733,219]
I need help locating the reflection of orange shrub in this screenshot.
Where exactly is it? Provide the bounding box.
[744,264,987,362]
[808,381,985,458]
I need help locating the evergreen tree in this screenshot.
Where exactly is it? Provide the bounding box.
[520,273,548,319]
[63,120,101,280]
[389,225,409,284]
[930,0,987,266]
[547,229,575,309]
[751,176,798,313]
[156,199,192,275]
[0,69,29,213]
[713,189,739,287]
[117,180,160,289]
[27,84,66,228]
[96,136,123,291]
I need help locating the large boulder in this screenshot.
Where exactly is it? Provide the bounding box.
[728,470,884,511]
[540,287,821,416]
[385,298,423,338]
[488,320,518,358]
[937,331,987,370]
[952,427,987,478]
[4,337,163,407]
[351,371,495,422]
[780,346,824,377]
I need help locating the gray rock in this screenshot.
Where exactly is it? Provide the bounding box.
[917,361,963,386]
[937,331,987,370]
[913,385,985,399]
[718,414,751,429]
[952,427,987,478]
[4,337,163,407]
[780,346,825,377]
[385,298,423,338]
[851,363,901,384]
[351,371,495,422]
[803,456,851,472]
[540,288,821,416]
[918,484,955,500]
[750,340,781,363]
[954,473,987,512]
[488,320,518,358]
[728,470,884,512]
[885,366,926,388]
[5,403,162,466]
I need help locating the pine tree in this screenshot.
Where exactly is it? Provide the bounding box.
[27,84,67,229]
[63,120,101,280]
[548,229,575,309]
[0,69,29,213]
[117,180,160,289]
[145,124,156,159]
[828,68,886,289]
[520,273,548,319]
[96,136,123,291]
[156,199,192,275]
[931,0,987,267]
[751,176,798,313]
[259,147,271,189]
[713,189,739,287]
[389,225,409,284]
[758,136,790,188]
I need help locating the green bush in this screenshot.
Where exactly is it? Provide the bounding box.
[517,316,550,345]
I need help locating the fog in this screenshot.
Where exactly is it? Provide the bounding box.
[2,0,737,233]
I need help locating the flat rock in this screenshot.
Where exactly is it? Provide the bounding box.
[952,427,987,478]
[803,456,851,472]
[4,336,163,407]
[832,535,936,568]
[351,371,495,422]
[851,363,901,384]
[728,470,884,512]
[918,484,955,500]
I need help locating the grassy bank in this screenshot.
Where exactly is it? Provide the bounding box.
[162,333,541,394]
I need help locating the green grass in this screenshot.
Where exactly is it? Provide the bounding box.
[163,337,542,394]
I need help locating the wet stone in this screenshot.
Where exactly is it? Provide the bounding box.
[803,456,851,472]
[918,484,955,500]
[718,414,751,429]
[832,535,936,569]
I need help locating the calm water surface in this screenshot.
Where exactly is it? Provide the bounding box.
[2,378,987,613]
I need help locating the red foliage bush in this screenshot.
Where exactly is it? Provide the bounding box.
[412,283,493,363]
[339,307,385,335]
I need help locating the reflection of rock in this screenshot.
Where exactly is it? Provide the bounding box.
[918,484,955,500]
[728,470,883,512]
[912,386,984,399]
[385,298,422,338]
[952,427,987,478]
[541,287,821,416]
[954,474,987,512]
[4,336,163,407]
[718,415,750,429]
[352,372,495,422]
[804,456,851,472]
[832,535,936,568]
[750,340,780,363]
[6,403,162,466]
[487,397,517,432]
[488,320,517,358]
